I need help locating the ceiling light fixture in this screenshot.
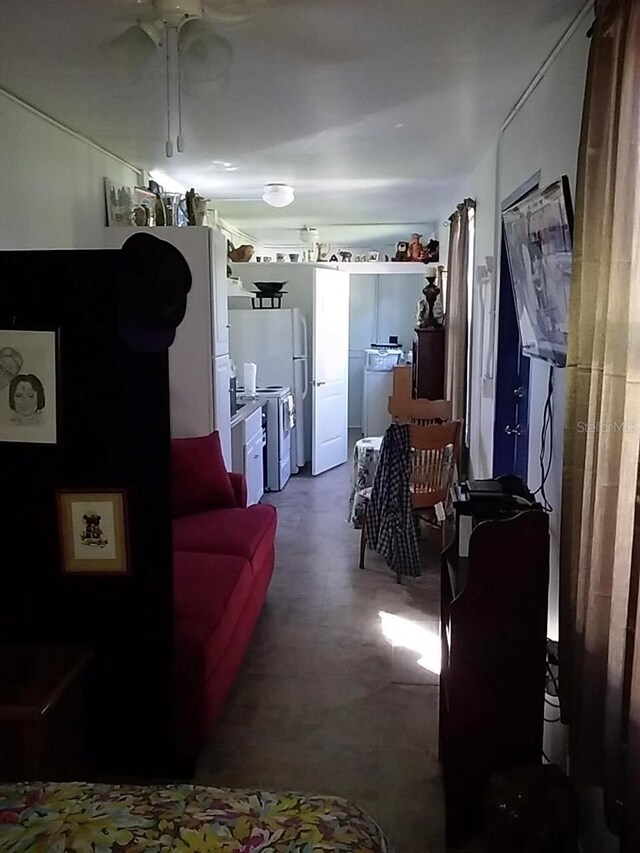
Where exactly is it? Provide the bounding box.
[262,184,295,208]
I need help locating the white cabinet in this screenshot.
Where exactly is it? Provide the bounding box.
[232,406,264,506]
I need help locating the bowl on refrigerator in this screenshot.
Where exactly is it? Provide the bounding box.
[253,281,287,294]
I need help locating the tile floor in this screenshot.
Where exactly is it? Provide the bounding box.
[195,449,481,852]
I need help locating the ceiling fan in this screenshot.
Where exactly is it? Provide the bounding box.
[103,0,251,92]
[104,0,263,155]
[106,0,381,79]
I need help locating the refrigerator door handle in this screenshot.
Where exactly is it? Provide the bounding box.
[295,356,309,400]
[300,311,309,361]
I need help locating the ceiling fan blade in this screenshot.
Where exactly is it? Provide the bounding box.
[179,18,233,96]
[203,0,267,24]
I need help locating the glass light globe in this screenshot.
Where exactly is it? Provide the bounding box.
[263,184,295,208]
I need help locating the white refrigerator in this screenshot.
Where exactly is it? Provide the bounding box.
[229,308,308,471]
[103,226,232,467]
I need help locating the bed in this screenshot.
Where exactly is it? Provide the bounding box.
[0,781,391,852]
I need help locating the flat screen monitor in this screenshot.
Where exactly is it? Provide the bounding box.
[502,176,573,367]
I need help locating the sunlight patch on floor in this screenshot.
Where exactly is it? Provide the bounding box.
[378,611,441,674]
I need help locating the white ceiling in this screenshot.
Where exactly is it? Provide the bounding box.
[0,0,586,245]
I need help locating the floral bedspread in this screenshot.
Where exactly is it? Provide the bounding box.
[0,782,391,852]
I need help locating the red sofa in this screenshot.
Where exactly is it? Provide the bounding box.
[171,431,277,755]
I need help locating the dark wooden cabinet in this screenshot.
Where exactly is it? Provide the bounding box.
[440,493,549,846]
[0,644,92,782]
[413,326,445,399]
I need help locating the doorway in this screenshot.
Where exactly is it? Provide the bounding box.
[492,173,541,482]
[492,236,531,479]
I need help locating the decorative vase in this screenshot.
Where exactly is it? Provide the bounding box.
[416,275,443,329]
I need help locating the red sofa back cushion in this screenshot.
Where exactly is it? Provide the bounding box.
[171,431,236,516]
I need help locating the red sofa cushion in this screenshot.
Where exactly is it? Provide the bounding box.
[174,550,251,630]
[173,549,275,753]
[173,504,277,573]
[171,431,235,516]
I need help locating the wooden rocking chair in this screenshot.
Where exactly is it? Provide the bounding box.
[359,420,462,576]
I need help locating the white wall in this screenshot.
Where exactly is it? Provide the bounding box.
[438,19,589,636]
[348,272,424,428]
[498,24,588,641]
[0,91,141,250]
[349,274,377,428]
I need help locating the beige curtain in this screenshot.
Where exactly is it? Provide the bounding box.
[444,199,474,425]
[559,0,640,843]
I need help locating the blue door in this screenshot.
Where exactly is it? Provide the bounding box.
[493,232,531,481]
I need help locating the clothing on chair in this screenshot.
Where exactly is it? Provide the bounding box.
[364,422,421,578]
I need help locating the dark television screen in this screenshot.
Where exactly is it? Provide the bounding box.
[502,176,573,367]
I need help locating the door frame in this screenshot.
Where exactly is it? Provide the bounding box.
[492,172,540,479]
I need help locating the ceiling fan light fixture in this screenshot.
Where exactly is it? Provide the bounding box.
[263,183,295,208]
[299,226,318,244]
[179,18,233,97]
[102,23,162,74]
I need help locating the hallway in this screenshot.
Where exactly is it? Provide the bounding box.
[195,455,449,852]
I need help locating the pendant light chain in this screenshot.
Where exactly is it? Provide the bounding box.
[165,33,174,157]
[176,29,184,153]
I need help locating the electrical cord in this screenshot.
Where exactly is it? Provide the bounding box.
[533,365,554,511]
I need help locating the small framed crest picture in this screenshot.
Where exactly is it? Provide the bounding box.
[57,490,130,576]
[0,329,58,444]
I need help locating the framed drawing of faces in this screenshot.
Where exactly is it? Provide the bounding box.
[0,329,58,444]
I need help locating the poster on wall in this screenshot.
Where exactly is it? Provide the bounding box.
[56,490,130,576]
[0,329,58,444]
[501,176,573,367]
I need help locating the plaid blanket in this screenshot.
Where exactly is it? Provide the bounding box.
[364,423,421,578]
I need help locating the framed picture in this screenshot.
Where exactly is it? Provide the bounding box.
[368,251,380,262]
[57,490,130,576]
[0,329,58,444]
[104,177,134,227]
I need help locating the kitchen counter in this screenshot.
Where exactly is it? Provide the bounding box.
[230,398,265,429]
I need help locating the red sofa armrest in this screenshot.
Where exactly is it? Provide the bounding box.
[229,472,248,508]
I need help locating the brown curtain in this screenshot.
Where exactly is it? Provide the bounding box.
[444,199,474,426]
[559,0,640,844]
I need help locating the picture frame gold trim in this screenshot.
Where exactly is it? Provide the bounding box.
[56,489,130,576]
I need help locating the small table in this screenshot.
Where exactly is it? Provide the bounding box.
[348,435,383,528]
[251,291,288,309]
[0,643,92,781]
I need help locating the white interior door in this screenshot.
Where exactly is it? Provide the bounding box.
[312,269,350,475]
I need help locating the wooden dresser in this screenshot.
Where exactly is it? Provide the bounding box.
[413,327,445,399]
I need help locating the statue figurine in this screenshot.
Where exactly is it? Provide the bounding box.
[416,272,443,329]
[423,239,440,263]
[186,187,208,226]
[393,240,409,261]
[408,233,424,262]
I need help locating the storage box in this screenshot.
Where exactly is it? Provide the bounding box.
[364,348,403,371]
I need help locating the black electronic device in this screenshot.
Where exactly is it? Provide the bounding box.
[452,474,542,517]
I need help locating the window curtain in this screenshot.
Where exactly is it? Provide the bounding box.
[444,199,474,428]
[559,0,640,844]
